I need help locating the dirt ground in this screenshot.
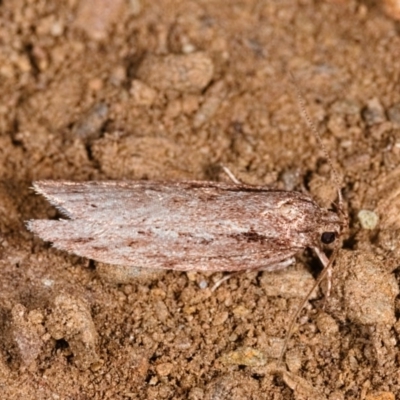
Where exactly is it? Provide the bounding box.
[1,0,400,399]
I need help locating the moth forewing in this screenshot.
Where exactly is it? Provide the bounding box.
[27,180,341,273]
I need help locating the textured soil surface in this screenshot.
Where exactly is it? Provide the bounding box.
[1,1,400,399]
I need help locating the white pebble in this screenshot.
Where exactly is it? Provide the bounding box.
[357,209,379,230]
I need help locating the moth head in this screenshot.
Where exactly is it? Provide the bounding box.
[317,209,342,247]
[321,231,336,244]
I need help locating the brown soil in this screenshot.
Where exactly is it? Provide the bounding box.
[1,1,400,399]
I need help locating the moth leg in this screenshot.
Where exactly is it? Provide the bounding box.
[221,165,242,185]
[210,271,243,292]
[325,268,332,299]
[313,247,333,304]
[258,257,295,272]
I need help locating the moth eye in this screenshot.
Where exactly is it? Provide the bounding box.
[321,232,336,244]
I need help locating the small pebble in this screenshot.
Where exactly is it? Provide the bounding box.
[156,362,173,377]
[130,80,157,107]
[357,209,379,230]
[387,102,400,125]
[193,80,227,128]
[282,371,327,400]
[74,0,125,40]
[232,305,250,317]
[212,311,229,326]
[362,98,386,126]
[220,347,267,367]
[382,0,400,20]
[72,102,108,142]
[10,304,44,369]
[285,349,302,374]
[315,312,339,336]
[128,0,142,15]
[198,280,208,289]
[136,53,214,93]
[188,387,204,400]
[366,392,395,400]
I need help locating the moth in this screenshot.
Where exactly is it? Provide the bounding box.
[27,79,347,363]
[27,77,346,280]
[27,180,342,273]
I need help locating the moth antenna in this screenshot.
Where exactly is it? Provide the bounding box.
[277,74,348,368]
[289,72,343,210]
[290,73,349,232]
